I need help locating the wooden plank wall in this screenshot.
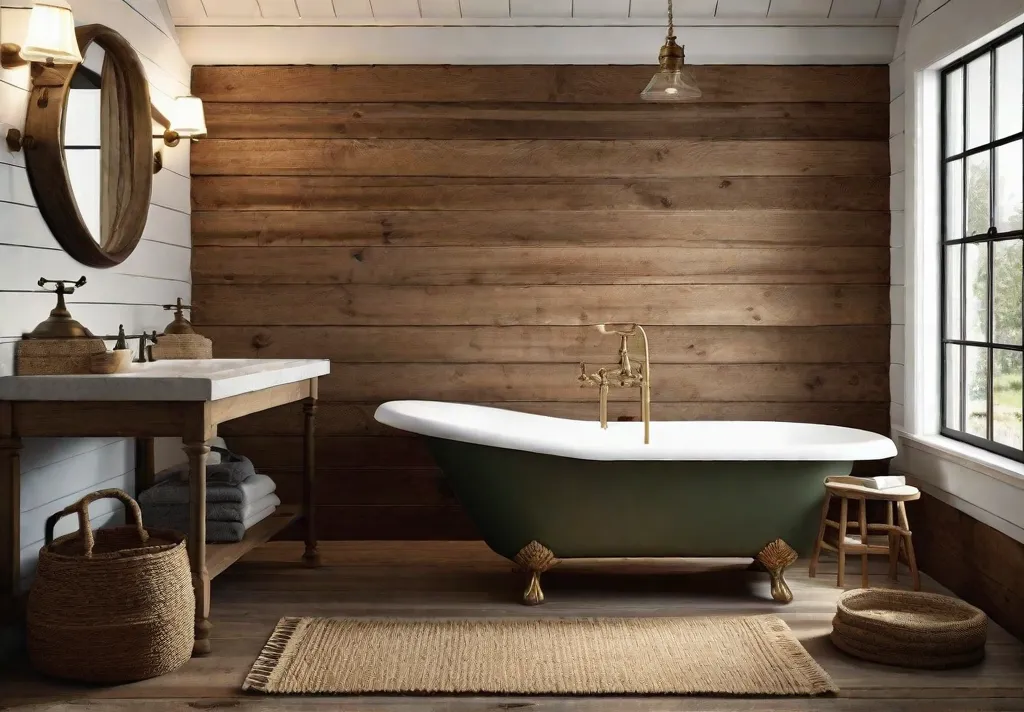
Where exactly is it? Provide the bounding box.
[190,65,891,540]
[908,494,1024,641]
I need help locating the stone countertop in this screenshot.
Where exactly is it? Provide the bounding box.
[0,359,331,402]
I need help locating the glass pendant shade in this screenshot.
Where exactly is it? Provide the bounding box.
[641,67,702,102]
[170,96,207,138]
[19,1,82,65]
[641,34,700,102]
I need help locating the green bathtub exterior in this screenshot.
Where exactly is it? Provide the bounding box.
[427,437,850,561]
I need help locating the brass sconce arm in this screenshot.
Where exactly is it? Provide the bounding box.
[0,42,28,69]
[151,105,181,147]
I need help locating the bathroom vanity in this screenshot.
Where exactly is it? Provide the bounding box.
[0,358,330,656]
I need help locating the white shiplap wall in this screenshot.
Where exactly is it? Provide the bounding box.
[890,0,1024,547]
[0,0,191,587]
[888,0,918,432]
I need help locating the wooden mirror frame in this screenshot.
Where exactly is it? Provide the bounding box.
[23,24,153,268]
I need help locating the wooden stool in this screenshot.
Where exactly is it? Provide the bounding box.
[808,476,921,591]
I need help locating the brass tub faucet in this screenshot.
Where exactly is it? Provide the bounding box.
[578,323,652,444]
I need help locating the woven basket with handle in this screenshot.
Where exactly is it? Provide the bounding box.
[27,489,195,683]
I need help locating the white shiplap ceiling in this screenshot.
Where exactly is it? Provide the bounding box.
[170,0,906,24]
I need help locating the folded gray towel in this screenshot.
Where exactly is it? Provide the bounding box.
[138,473,276,506]
[142,493,281,526]
[150,446,256,486]
[144,502,279,544]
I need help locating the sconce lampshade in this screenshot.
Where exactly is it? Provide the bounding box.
[19,1,83,65]
[169,96,207,138]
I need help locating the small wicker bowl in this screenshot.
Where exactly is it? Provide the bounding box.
[831,589,987,669]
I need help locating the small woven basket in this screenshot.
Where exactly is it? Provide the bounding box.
[16,337,107,375]
[27,489,195,683]
[150,333,213,360]
[831,589,987,669]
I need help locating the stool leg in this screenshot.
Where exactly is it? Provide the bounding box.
[808,492,832,578]
[859,497,869,589]
[897,501,921,591]
[887,501,899,582]
[837,497,849,588]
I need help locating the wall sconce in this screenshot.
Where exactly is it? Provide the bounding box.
[152,96,206,173]
[1,1,83,70]
[3,1,82,154]
[154,96,207,147]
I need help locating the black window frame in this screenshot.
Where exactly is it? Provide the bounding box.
[940,25,1024,463]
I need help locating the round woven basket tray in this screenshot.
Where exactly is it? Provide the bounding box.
[831,589,987,669]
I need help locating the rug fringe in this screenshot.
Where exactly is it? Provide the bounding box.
[760,615,839,695]
[242,616,303,693]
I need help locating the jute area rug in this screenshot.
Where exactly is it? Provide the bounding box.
[243,615,837,696]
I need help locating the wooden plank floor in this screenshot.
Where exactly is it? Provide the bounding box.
[3,541,1024,711]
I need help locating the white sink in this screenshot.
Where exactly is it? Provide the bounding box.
[0,359,331,402]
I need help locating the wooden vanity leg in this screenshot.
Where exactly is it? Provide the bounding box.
[756,539,798,604]
[301,379,320,568]
[513,541,558,606]
[184,439,212,657]
[0,401,22,605]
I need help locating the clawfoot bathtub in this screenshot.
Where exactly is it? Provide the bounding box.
[375,401,897,605]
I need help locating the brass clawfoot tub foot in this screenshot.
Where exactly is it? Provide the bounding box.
[513,541,559,606]
[755,539,798,603]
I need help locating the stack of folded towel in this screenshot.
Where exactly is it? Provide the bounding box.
[138,438,279,543]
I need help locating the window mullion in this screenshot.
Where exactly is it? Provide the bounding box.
[988,50,996,442]
[960,61,968,435]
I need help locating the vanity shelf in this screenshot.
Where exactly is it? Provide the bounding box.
[207,505,300,579]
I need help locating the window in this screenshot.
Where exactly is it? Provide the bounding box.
[941,26,1024,461]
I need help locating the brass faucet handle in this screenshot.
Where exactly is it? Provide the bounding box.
[578,363,609,387]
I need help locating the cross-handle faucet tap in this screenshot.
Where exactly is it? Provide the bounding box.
[135,331,159,363]
[578,323,652,444]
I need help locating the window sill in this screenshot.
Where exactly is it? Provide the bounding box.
[892,428,1024,545]
[893,429,1024,490]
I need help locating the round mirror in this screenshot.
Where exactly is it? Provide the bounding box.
[23,25,153,268]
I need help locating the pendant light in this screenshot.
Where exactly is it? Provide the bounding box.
[641,0,701,102]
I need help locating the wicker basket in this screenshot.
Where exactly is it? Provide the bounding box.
[16,337,107,375]
[27,489,195,683]
[150,333,213,360]
[831,589,987,669]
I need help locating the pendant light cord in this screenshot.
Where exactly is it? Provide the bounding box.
[667,0,674,37]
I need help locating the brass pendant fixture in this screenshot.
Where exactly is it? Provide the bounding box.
[641,0,701,102]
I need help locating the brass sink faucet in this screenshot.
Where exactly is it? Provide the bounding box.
[578,323,652,444]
